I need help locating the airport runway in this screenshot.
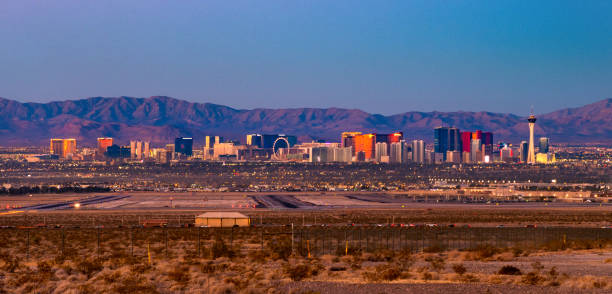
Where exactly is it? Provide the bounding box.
[12,195,130,211]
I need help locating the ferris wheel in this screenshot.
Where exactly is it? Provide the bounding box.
[272,137,290,159]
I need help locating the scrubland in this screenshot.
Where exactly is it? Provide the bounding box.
[0,226,610,294]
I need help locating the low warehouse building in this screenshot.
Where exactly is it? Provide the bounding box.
[195,212,250,227]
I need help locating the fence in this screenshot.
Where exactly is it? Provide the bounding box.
[0,226,610,262]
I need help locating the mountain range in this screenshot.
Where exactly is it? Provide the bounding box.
[0,96,611,146]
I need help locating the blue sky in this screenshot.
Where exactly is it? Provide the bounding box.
[1,1,611,115]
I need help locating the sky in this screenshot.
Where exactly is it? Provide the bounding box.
[1,1,611,115]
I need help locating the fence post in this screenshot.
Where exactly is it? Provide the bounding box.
[197,227,201,257]
[260,228,264,250]
[230,227,234,247]
[97,227,101,258]
[291,223,294,256]
[165,227,169,258]
[26,229,30,261]
[61,228,65,257]
[130,227,134,257]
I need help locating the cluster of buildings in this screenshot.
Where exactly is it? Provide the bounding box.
[433,127,494,163]
[41,114,555,164]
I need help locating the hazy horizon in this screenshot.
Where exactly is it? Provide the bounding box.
[1,95,609,117]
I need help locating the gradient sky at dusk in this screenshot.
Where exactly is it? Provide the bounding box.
[1,0,611,115]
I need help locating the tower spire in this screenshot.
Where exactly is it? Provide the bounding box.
[526,108,537,164]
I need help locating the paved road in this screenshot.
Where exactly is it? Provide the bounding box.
[12,195,130,211]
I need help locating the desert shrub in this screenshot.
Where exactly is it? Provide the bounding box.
[200,261,216,274]
[420,271,433,281]
[362,264,402,282]
[547,266,558,278]
[112,274,159,294]
[424,255,445,272]
[267,236,292,260]
[76,258,103,278]
[2,257,20,273]
[592,280,607,289]
[396,249,414,270]
[460,273,479,283]
[349,255,362,270]
[498,265,522,275]
[211,237,235,259]
[511,247,524,257]
[470,245,501,260]
[168,265,190,284]
[132,262,152,274]
[284,263,315,281]
[247,250,269,263]
[521,272,543,285]
[452,264,466,275]
[366,249,394,262]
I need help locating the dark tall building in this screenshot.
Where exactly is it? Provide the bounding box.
[482,132,494,156]
[483,132,494,146]
[434,127,460,160]
[105,145,131,158]
[174,137,193,156]
[520,141,529,163]
[246,134,263,148]
[449,128,461,152]
[539,137,549,153]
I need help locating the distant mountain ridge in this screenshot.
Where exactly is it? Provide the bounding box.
[0,96,611,146]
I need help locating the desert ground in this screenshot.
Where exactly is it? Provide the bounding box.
[0,192,610,293]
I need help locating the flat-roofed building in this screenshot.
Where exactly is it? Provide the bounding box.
[195,212,250,227]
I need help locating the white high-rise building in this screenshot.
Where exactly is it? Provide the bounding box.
[411,140,425,164]
[389,141,405,163]
[471,139,482,163]
[527,114,537,164]
[375,142,388,163]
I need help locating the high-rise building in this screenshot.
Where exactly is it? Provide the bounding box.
[389,141,405,163]
[434,127,449,155]
[519,141,528,163]
[434,127,460,160]
[213,142,237,159]
[333,147,353,163]
[50,139,64,158]
[130,141,136,158]
[375,142,388,163]
[482,132,494,156]
[461,132,472,153]
[63,139,77,158]
[175,137,193,156]
[472,130,482,141]
[411,140,425,164]
[135,141,143,159]
[205,136,224,149]
[143,142,150,158]
[539,137,549,154]
[341,132,362,155]
[527,114,537,164]
[446,150,461,163]
[97,138,113,156]
[245,134,262,148]
[354,134,375,160]
[470,139,482,163]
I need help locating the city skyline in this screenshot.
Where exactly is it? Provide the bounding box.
[1,96,611,146]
